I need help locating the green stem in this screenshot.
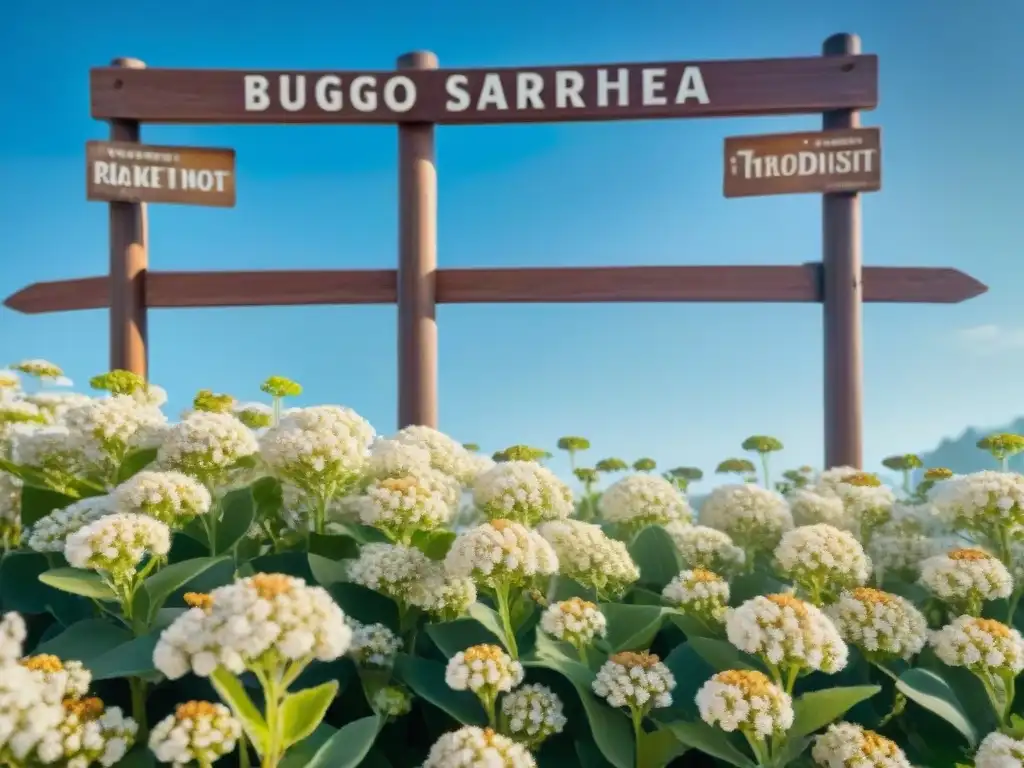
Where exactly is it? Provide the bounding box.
[759,453,771,489]
[239,732,251,768]
[482,691,498,728]
[577,644,589,666]
[631,707,644,768]
[129,677,148,738]
[261,673,284,768]
[783,664,800,696]
[494,584,519,660]
[205,499,220,556]
[741,729,772,767]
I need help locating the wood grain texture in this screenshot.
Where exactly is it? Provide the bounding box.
[2,265,987,314]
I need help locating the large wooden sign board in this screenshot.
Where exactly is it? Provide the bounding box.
[4,37,988,470]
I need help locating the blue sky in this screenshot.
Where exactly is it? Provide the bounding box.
[2,1,1023,490]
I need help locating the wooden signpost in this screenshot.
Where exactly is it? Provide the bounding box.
[3,35,989,469]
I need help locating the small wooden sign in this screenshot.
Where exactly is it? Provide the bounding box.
[86,140,236,207]
[723,127,881,198]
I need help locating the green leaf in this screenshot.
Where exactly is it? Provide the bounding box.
[897,668,978,747]
[308,533,360,560]
[428,616,503,658]
[687,636,763,673]
[38,568,118,601]
[1,552,63,613]
[214,488,256,554]
[467,602,510,649]
[34,618,133,664]
[280,724,335,768]
[137,556,230,625]
[87,633,160,680]
[280,681,339,749]
[115,448,158,484]
[411,529,457,560]
[600,604,670,652]
[393,654,486,725]
[304,715,381,768]
[210,667,270,755]
[787,685,881,741]
[638,726,687,768]
[20,486,76,527]
[665,721,756,768]
[308,554,349,587]
[328,583,399,631]
[628,525,682,589]
[114,745,157,767]
[729,572,787,605]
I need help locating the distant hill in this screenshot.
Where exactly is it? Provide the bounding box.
[918,416,1024,475]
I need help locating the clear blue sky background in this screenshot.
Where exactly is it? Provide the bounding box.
[2,1,1022,490]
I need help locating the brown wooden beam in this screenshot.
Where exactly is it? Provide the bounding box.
[2,264,987,315]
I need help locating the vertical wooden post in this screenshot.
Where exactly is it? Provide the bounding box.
[108,57,149,379]
[822,34,864,469]
[396,51,439,429]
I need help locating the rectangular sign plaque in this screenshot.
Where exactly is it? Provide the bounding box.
[86,140,237,207]
[723,127,881,198]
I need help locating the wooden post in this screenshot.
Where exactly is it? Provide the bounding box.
[396,51,439,429]
[107,57,149,378]
[822,34,864,468]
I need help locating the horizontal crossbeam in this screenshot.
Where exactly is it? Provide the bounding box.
[2,264,987,314]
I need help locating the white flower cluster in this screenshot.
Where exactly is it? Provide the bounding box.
[347,542,476,619]
[112,470,212,527]
[63,395,168,474]
[149,700,242,767]
[975,731,1024,768]
[0,626,66,765]
[664,523,746,573]
[919,548,1013,611]
[833,479,896,537]
[787,488,849,529]
[592,651,676,712]
[662,569,730,623]
[473,461,574,526]
[867,530,939,582]
[696,670,794,739]
[423,726,536,768]
[445,520,558,589]
[811,721,912,768]
[599,473,690,529]
[366,438,433,479]
[445,644,525,698]
[500,684,567,747]
[537,519,638,597]
[64,512,171,582]
[24,392,92,424]
[392,425,479,484]
[811,466,860,495]
[0,472,21,542]
[157,411,259,489]
[26,496,115,553]
[10,425,83,480]
[356,468,461,537]
[373,686,413,718]
[726,594,848,674]
[773,524,871,597]
[20,654,92,699]
[931,470,1024,542]
[539,598,607,649]
[154,573,352,679]
[930,615,1024,676]
[347,620,402,668]
[700,484,793,553]
[827,588,928,661]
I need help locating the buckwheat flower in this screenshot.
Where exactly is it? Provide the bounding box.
[827,588,928,661]
[593,651,676,713]
[662,569,730,624]
[423,726,536,768]
[233,401,273,431]
[158,411,259,491]
[0,611,27,663]
[366,438,433,479]
[834,474,895,544]
[346,620,402,668]
[0,400,46,438]
[413,562,479,621]
[346,542,437,608]
[868,529,939,583]
[20,654,92,699]
[373,685,412,718]
[27,495,115,553]
[537,519,638,598]
[919,548,1013,615]
[23,392,92,423]
[445,519,559,590]
[0,472,20,548]
[726,594,848,682]
[774,524,871,604]
[473,460,574,526]
[153,573,351,680]
[811,721,911,768]
[930,615,1024,677]
[700,484,793,557]
[63,395,168,478]
[10,425,86,486]
[811,466,861,496]
[599,473,690,531]
[112,470,212,527]
[540,598,606,651]
[664,522,747,574]
[392,425,478,484]
[788,488,849,529]
[64,513,171,588]
[696,669,794,740]
[37,698,137,767]
[975,731,1024,768]
[501,683,566,748]
[932,471,1024,555]
[446,644,524,724]
[356,468,461,541]
[149,700,240,767]
[132,384,168,408]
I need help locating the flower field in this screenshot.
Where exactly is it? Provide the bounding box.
[3,362,1024,767]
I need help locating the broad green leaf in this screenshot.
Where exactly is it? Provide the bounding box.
[665,721,756,768]
[20,486,77,527]
[214,488,256,554]
[787,685,881,741]
[308,554,349,587]
[628,525,682,589]
[114,745,157,767]
[669,612,720,639]
[34,618,133,664]
[467,603,510,650]
[428,617,503,658]
[304,715,381,768]
[280,681,339,749]
[729,572,786,605]
[251,552,315,581]
[115,448,158,484]
[280,724,335,767]
[393,654,486,725]
[1,552,66,613]
[328,583,399,631]
[88,633,160,680]
[897,668,978,747]
[412,529,457,560]
[39,568,118,601]
[600,604,671,652]
[687,636,763,673]
[308,533,360,560]
[210,668,270,754]
[638,726,687,768]
[137,556,230,625]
